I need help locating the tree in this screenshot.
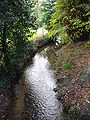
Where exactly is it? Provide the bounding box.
[49,0,90,43]
[0,0,37,65]
[38,0,56,29]
[0,0,37,81]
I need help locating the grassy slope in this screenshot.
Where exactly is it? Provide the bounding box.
[54,41,90,119]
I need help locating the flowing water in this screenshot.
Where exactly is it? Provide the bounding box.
[8,46,63,120]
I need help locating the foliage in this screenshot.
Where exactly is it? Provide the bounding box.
[0,0,37,87]
[63,62,72,70]
[66,103,80,120]
[57,91,65,100]
[49,0,90,43]
[38,0,56,29]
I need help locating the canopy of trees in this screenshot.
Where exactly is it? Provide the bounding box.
[49,0,90,43]
[0,0,37,83]
[38,0,56,29]
[0,0,90,86]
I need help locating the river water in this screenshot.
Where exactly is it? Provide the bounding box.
[8,46,63,120]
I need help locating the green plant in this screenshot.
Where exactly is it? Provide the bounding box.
[57,91,65,100]
[0,0,37,89]
[63,62,72,70]
[38,0,56,29]
[70,107,80,120]
[49,0,90,43]
[66,103,81,120]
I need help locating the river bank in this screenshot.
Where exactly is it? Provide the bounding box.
[0,40,90,120]
[0,44,64,120]
[0,51,36,120]
[0,39,55,119]
[53,41,90,120]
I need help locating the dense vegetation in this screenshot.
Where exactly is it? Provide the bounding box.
[0,0,37,88]
[38,0,55,30]
[49,0,90,43]
[39,0,90,43]
[0,0,90,88]
[0,1,90,119]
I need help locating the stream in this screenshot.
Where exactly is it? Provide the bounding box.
[8,46,64,120]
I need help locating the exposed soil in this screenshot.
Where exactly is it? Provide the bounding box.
[0,82,15,120]
[53,41,90,120]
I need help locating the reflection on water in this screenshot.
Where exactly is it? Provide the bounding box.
[9,46,63,120]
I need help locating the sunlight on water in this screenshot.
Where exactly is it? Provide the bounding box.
[8,46,63,120]
[24,52,63,120]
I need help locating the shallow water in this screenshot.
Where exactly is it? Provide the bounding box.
[8,46,63,120]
